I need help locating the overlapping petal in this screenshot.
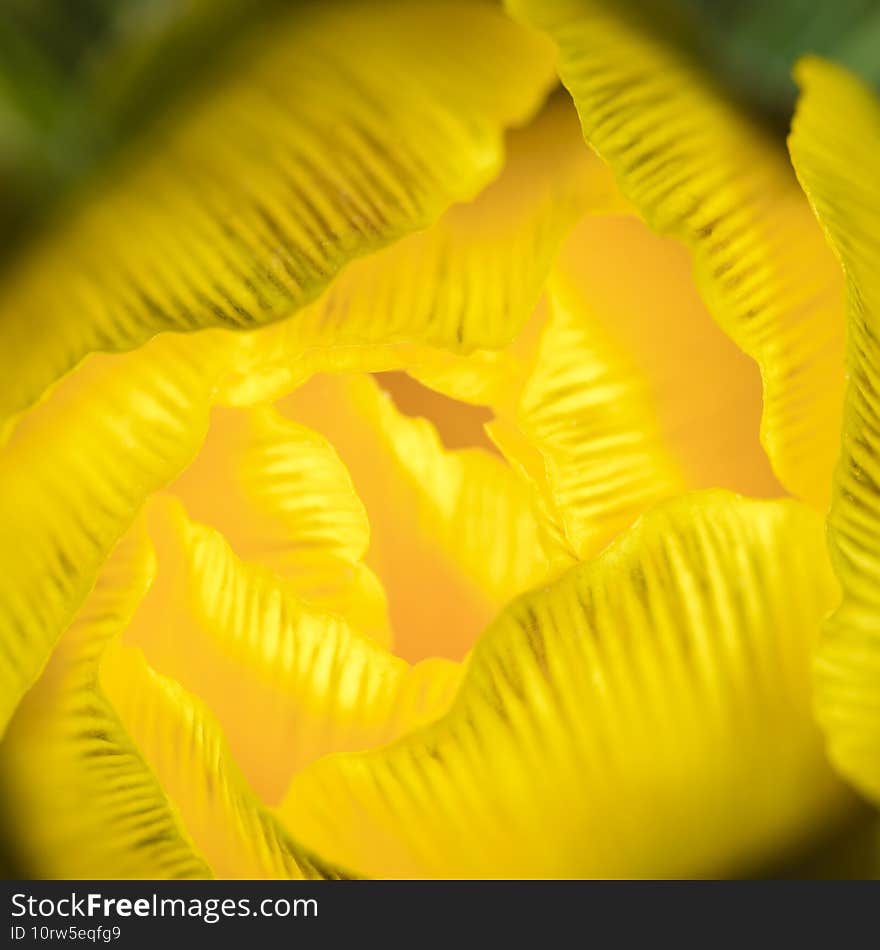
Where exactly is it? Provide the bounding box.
[450,211,780,567]
[100,640,353,879]
[125,497,461,803]
[507,0,847,508]
[0,0,556,431]
[219,92,621,406]
[171,404,390,643]
[358,377,552,608]
[278,374,552,661]
[496,288,686,561]
[0,334,222,736]
[1,523,211,879]
[551,215,784,499]
[0,0,868,885]
[789,59,880,802]
[279,493,851,878]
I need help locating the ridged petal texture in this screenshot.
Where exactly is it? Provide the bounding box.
[3,515,363,879]
[506,0,847,508]
[789,59,880,802]
[124,496,462,804]
[219,92,622,406]
[0,0,556,430]
[434,211,782,568]
[499,290,686,561]
[1,523,211,879]
[278,373,553,662]
[99,640,354,879]
[353,378,552,611]
[0,88,600,745]
[549,215,783,501]
[279,493,850,878]
[170,404,390,644]
[0,335,223,736]
[3,493,462,877]
[0,5,861,882]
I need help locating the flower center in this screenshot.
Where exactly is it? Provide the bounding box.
[167,369,511,666]
[275,372,507,663]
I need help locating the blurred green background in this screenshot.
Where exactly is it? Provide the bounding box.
[0,0,878,879]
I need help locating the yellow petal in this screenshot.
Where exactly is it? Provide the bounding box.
[0,334,220,736]
[494,287,686,561]
[0,521,210,879]
[507,0,846,508]
[278,374,551,661]
[405,292,553,413]
[551,214,783,499]
[279,492,851,878]
[789,58,880,802]
[171,404,389,643]
[124,497,461,804]
[100,639,354,879]
[366,377,552,607]
[386,209,782,565]
[401,210,782,567]
[0,0,556,429]
[219,92,622,407]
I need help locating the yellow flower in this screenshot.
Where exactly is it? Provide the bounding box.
[0,0,878,879]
